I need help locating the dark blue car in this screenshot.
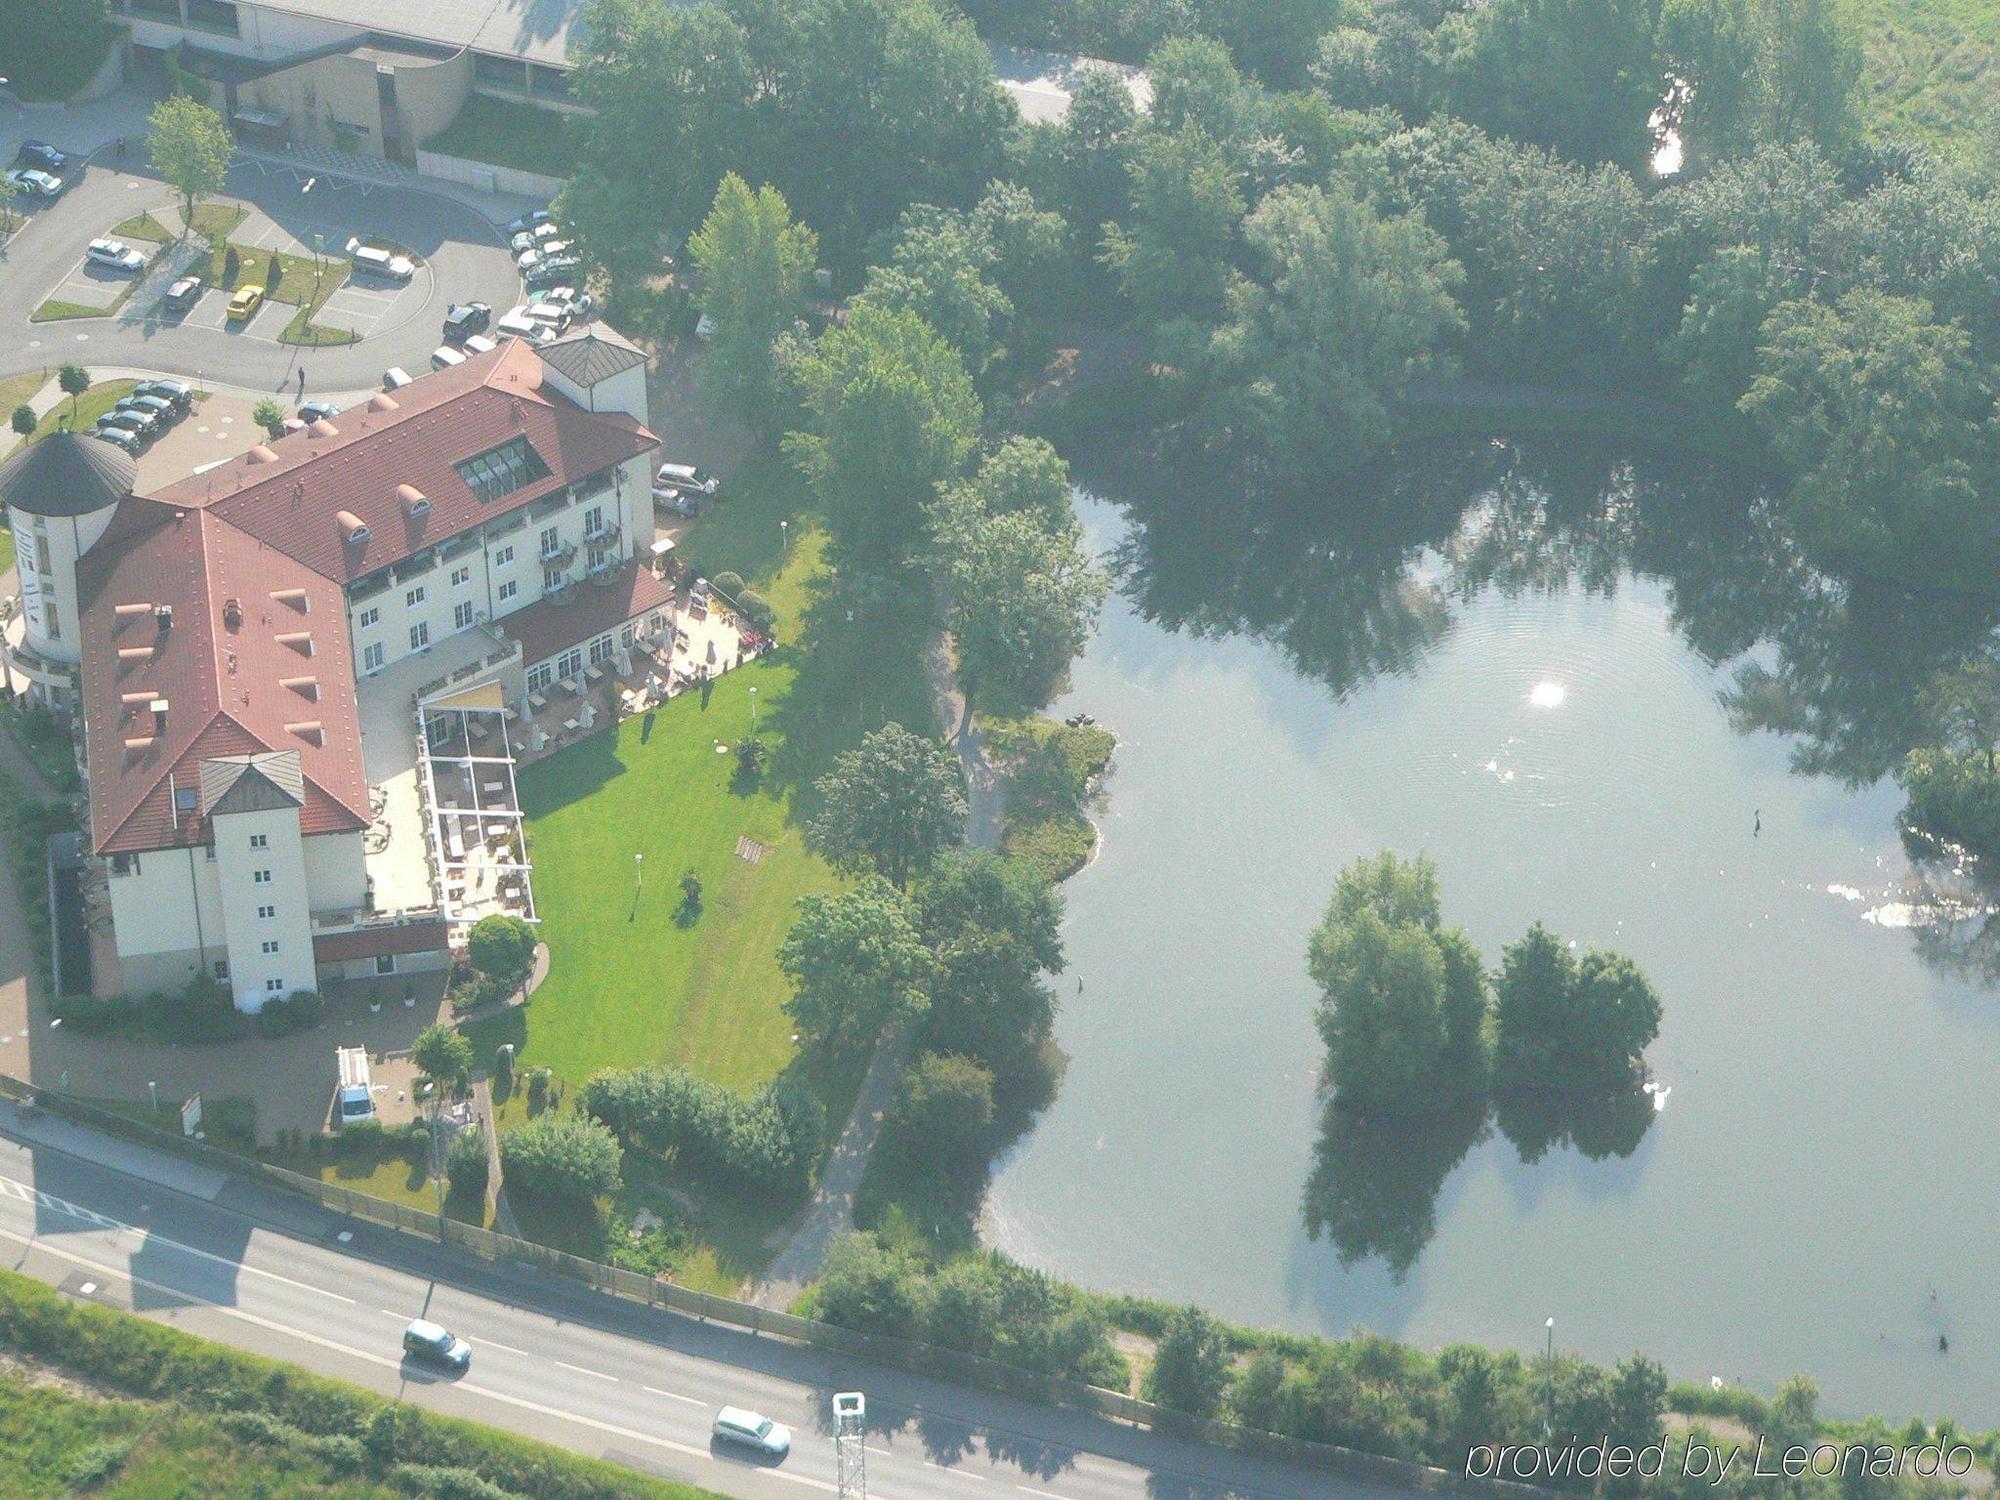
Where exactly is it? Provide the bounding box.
[17,141,66,174]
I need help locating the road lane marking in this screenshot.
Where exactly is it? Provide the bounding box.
[471,1336,534,1358]
[1016,1488,1071,1500]
[924,1461,989,1481]
[643,1385,705,1406]
[555,1360,618,1382]
[0,1171,354,1304]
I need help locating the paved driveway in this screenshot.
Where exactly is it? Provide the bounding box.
[0,157,524,398]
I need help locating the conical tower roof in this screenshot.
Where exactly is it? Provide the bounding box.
[0,429,135,519]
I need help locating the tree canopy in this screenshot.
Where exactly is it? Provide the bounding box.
[809,721,968,887]
[779,878,934,1052]
[146,94,231,230]
[687,173,819,428]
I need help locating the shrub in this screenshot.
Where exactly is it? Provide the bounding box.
[735,589,774,631]
[447,1125,489,1200]
[50,991,139,1036]
[526,1067,551,1109]
[467,913,537,987]
[581,1064,822,1197]
[310,1432,369,1473]
[219,1408,299,1445]
[62,1437,134,1489]
[10,404,33,437]
[263,253,282,291]
[499,1112,621,1203]
[1901,747,2000,860]
[224,244,240,284]
[394,1464,523,1500]
[209,1096,257,1145]
[711,570,746,597]
[1143,1305,1233,1418]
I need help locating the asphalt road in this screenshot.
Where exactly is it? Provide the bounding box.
[0,1120,1373,1500]
[0,151,525,396]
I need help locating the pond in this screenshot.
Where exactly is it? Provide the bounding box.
[982,438,2000,1423]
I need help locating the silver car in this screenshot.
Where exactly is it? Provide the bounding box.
[712,1406,790,1459]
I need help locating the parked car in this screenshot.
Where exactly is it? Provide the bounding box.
[401,1319,470,1372]
[92,426,142,455]
[430,345,467,370]
[527,256,582,289]
[5,167,63,199]
[653,484,701,517]
[494,307,553,344]
[119,394,179,425]
[461,333,499,357]
[163,275,204,313]
[85,238,146,273]
[298,400,341,424]
[383,367,414,391]
[442,301,491,342]
[540,286,594,321]
[351,243,415,281]
[514,246,543,273]
[96,409,157,439]
[656,462,719,498]
[135,379,193,412]
[16,141,66,173]
[503,209,551,237]
[712,1407,790,1460]
[524,300,573,332]
[336,1046,374,1127]
[226,284,264,320]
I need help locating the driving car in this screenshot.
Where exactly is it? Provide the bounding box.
[85,238,146,273]
[298,400,341,424]
[135,379,194,412]
[96,409,157,439]
[504,209,551,237]
[226,285,264,320]
[712,1407,791,1459]
[92,426,142,455]
[442,301,491,342]
[16,141,66,173]
[163,275,204,313]
[118,394,179,426]
[5,167,63,198]
[401,1319,471,1372]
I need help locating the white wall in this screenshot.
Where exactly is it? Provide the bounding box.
[211,803,316,1010]
[303,829,367,914]
[106,842,227,994]
[8,503,119,667]
[415,149,567,200]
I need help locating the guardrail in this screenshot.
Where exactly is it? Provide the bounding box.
[0,1070,1534,1496]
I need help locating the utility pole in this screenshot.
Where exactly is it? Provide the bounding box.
[833,1391,866,1500]
[1543,1316,1555,1440]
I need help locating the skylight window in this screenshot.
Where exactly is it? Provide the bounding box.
[455,437,551,505]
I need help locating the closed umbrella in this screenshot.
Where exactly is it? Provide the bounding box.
[527,723,548,753]
[577,699,596,730]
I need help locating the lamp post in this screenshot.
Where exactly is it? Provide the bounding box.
[629,851,643,923]
[1543,1316,1556,1440]
[779,519,788,557]
[748,684,757,735]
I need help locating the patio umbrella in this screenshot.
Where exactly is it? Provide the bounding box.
[577,699,597,730]
[645,672,663,695]
[614,648,633,677]
[706,639,718,665]
[527,724,548,753]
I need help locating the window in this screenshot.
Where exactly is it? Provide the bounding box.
[112,851,138,876]
[214,959,229,979]
[556,647,583,679]
[543,565,566,592]
[375,954,398,976]
[455,436,551,504]
[453,602,475,630]
[620,622,637,648]
[587,544,609,572]
[583,505,605,536]
[261,940,280,955]
[498,580,518,604]
[406,586,426,607]
[250,833,267,849]
[266,977,286,994]
[539,525,560,558]
[494,545,515,566]
[205,845,216,862]
[358,606,380,628]
[187,0,240,36]
[253,869,272,885]
[527,663,553,692]
[472,50,526,90]
[410,622,429,650]
[451,565,472,587]
[174,785,199,815]
[588,635,614,666]
[257,904,275,919]
[362,642,384,673]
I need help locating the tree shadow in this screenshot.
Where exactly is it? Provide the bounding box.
[1301,1097,1489,1279]
[1491,1084,1655,1167]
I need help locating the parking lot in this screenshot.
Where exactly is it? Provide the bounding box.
[176,287,294,342]
[317,273,427,337]
[42,253,140,312]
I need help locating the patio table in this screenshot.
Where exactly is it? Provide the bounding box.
[528,693,548,710]
[584,665,604,683]
[563,718,580,733]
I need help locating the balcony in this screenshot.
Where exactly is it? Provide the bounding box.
[582,519,620,547]
[539,539,577,566]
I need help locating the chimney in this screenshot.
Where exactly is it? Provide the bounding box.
[222,597,242,629]
[150,698,169,736]
[154,605,173,634]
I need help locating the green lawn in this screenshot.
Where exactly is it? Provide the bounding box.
[1849,0,2000,147]
[30,381,139,439]
[110,210,173,243]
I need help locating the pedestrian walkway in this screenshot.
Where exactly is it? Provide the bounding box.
[237,145,545,232]
[0,1103,231,1202]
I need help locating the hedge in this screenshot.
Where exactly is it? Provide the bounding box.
[0,1266,723,1500]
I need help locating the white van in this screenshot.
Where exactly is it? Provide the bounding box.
[494,307,553,345]
[335,1047,375,1128]
[351,244,415,281]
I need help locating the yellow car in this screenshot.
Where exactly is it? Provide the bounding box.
[226,285,264,321]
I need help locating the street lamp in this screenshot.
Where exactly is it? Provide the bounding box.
[1543,1316,1556,1439]
[779,519,789,556]
[748,684,757,734]
[629,851,644,923]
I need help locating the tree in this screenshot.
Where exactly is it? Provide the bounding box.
[1017,67,1137,251]
[467,912,537,987]
[146,93,230,234]
[785,301,982,568]
[1492,923,1661,1094]
[58,365,90,424]
[445,1126,489,1201]
[1739,289,1996,587]
[687,173,819,429]
[499,1112,621,1202]
[815,1231,930,1340]
[1143,1306,1234,1418]
[0,172,17,234]
[1657,0,1862,164]
[779,878,933,1052]
[859,204,1012,373]
[1200,181,1465,475]
[251,397,286,438]
[1920,657,2000,773]
[1307,852,1489,1115]
[809,722,967,887]
[10,406,34,439]
[411,1024,473,1096]
[915,849,1064,1066]
[931,491,1108,719]
[1099,126,1244,337]
[915,848,1064,973]
[888,1050,994,1167]
[969,181,1071,321]
[1663,245,1793,414]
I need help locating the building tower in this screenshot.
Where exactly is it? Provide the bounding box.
[0,430,135,707]
[832,1391,866,1500]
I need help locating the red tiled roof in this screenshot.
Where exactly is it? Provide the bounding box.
[313,920,448,963]
[149,340,656,585]
[501,558,674,670]
[77,501,372,855]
